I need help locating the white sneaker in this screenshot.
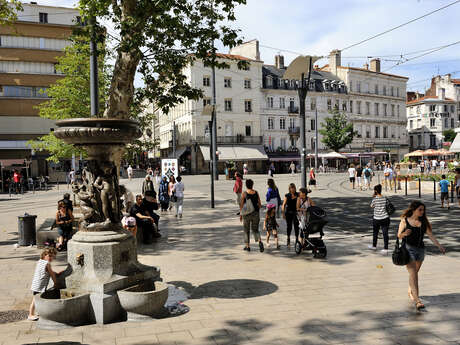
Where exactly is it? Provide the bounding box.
[368,245,377,250]
[381,249,389,255]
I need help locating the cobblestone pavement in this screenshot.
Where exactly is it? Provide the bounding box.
[0,173,459,345]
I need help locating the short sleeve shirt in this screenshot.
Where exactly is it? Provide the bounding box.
[348,168,356,177]
[439,180,449,193]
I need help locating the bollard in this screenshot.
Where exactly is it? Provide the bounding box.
[433,179,436,201]
[57,178,59,191]
[418,177,421,199]
[451,181,455,203]
[405,177,408,196]
[394,178,397,193]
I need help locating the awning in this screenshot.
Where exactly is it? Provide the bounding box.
[199,145,268,161]
[167,147,190,159]
[269,156,300,162]
[0,159,26,167]
[450,133,460,153]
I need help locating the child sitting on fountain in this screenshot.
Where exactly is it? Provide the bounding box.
[28,248,61,321]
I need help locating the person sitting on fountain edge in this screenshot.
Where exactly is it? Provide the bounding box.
[130,194,161,244]
[142,190,160,231]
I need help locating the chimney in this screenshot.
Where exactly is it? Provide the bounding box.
[329,49,341,75]
[440,88,445,100]
[275,54,285,69]
[363,63,369,70]
[370,58,381,72]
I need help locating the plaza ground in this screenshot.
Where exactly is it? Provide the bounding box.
[0,173,459,345]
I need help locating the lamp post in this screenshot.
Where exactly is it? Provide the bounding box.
[283,55,321,188]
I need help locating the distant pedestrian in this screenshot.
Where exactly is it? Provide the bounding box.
[408,161,413,176]
[297,187,314,247]
[173,176,185,218]
[266,178,281,218]
[142,175,155,196]
[383,164,394,190]
[243,163,248,176]
[356,165,363,190]
[168,175,176,211]
[308,168,317,189]
[439,175,450,209]
[431,159,437,173]
[240,179,264,252]
[233,172,243,215]
[264,203,279,249]
[369,184,390,254]
[158,176,170,211]
[397,201,445,310]
[455,169,460,208]
[281,183,299,247]
[29,248,60,321]
[348,164,356,189]
[290,161,296,176]
[439,160,446,173]
[68,169,75,187]
[127,165,133,180]
[268,162,275,177]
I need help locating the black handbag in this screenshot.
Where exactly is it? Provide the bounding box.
[385,198,396,216]
[392,237,410,266]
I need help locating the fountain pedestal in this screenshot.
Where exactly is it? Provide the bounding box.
[36,118,163,326]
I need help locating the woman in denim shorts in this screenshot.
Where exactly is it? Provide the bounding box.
[397,201,445,310]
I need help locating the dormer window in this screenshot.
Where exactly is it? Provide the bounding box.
[266,76,273,87]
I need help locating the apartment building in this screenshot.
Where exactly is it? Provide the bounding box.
[0,2,79,175]
[406,90,457,150]
[321,50,409,160]
[157,48,266,174]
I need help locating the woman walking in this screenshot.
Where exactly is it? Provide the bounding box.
[397,201,445,310]
[173,176,185,218]
[233,172,243,215]
[266,178,281,218]
[158,176,170,212]
[142,175,155,196]
[281,183,299,247]
[309,168,317,189]
[240,179,264,252]
[168,175,176,211]
[369,184,390,254]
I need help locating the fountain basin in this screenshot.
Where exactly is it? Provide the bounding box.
[35,289,91,329]
[117,281,168,321]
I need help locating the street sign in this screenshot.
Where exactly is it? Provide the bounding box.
[161,159,178,179]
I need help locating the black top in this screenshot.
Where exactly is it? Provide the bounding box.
[285,192,298,214]
[356,167,363,177]
[405,218,426,248]
[244,191,260,213]
[130,203,147,221]
[142,198,159,215]
[60,199,73,212]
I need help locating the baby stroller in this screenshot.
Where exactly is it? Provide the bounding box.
[295,206,328,258]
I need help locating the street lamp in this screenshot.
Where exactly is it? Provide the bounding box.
[283,55,321,188]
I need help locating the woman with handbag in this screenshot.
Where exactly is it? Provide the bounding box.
[240,179,264,253]
[397,201,445,310]
[369,184,391,254]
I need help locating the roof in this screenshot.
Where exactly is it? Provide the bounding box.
[451,79,460,85]
[406,96,456,105]
[263,64,341,82]
[215,53,262,63]
[320,65,408,80]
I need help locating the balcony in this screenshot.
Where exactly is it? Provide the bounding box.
[195,135,263,145]
[288,126,300,136]
[288,106,299,114]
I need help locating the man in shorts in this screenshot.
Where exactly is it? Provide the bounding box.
[356,165,363,190]
[363,165,373,190]
[439,175,450,209]
[348,164,356,189]
[383,164,393,190]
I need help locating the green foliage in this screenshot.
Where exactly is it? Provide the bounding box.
[0,0,22,26]
[28,133,86,163]
[78,0,247,118]
[319,108,356,152]
[443,129,457,143]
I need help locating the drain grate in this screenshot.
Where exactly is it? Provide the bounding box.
[0,310,28,324]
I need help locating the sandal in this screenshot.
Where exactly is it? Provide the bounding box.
[416,301,425,310]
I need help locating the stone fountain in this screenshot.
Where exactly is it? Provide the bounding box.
[34,118,164,328]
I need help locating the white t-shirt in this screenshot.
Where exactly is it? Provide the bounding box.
[384,168,393,178]
[174,182,184,198]
[440,161,445,168]
[69,171,75,182]
[348,168,356,178]
[432,160,437,167]
[127,166,133,175]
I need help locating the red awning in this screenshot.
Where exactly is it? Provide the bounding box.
[0,159,26,167]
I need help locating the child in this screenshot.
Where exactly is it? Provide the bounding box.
[439,174,450,209]
[264,203,280,249]
[122,216,138,238]
[28,248,60,321]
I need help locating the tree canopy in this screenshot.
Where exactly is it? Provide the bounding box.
[319,108,356,152]
[0,0,22,26]
[79,0,246,119]
[443,129,457,143]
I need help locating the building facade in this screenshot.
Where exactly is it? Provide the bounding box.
[321,51,409,159]
[157,50,266,174]
[0,3,79,176]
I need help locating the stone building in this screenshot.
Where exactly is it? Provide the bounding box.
[0,3,79,176]
[157,47,267,174]
[321,50,409,160]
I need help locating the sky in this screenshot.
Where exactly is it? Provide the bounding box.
[35,0,460,93]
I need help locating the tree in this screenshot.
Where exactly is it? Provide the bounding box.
[79,0,246,119]
[0,0,22,26]
[319,108,356,152]
[443,129,457,143]
[29,33,110,161]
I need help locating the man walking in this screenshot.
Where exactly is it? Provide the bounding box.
[127,165,133,180]
[348,164,356,189]
[383,164,393,190]
[363,165,373,190]
[439,174,450,209]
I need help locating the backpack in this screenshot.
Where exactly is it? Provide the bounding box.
[364,169,371,178]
